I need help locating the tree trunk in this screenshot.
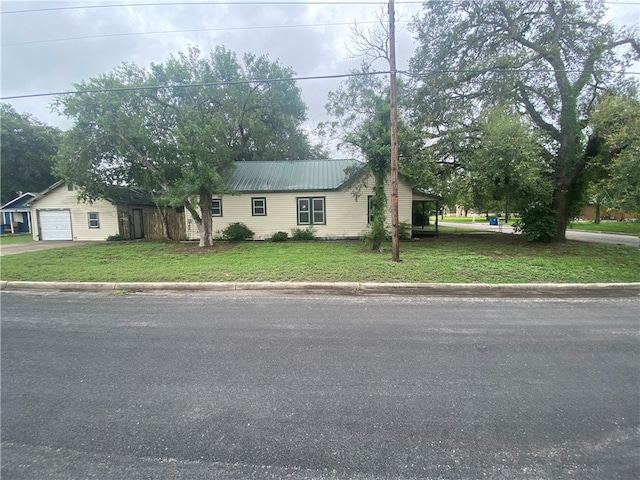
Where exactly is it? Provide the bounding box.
[155,204,169,239]
[595,201,600,224]
[198,188,213,247]
[553,187,569,241]
[184,192,214,247]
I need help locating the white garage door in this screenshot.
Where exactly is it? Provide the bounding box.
[39,210,72,240]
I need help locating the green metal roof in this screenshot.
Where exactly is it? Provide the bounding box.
[228,159,364,192]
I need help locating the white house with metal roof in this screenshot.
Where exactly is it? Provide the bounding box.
[184,159,440,240]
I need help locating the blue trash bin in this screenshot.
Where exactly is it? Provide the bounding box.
[489,217,498,226]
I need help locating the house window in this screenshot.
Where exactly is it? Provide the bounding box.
[252,197,266,216]
[88,212,100,228]
[211,199,222,217]
[368,195,373,224]
[297,197,325,225]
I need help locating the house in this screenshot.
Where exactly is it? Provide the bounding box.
[28,181,178,241]
[184,159,441,240]
[1,192,36,234]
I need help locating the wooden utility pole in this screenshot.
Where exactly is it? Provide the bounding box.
[388,0,400,262]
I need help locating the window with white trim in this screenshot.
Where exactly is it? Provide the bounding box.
[252,197,266,216]
[297,197,325,225]
[211,199,222,217]
[88,212,100,228]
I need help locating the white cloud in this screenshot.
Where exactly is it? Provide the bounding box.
[1,0,636,133]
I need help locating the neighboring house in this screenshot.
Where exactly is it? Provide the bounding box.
[28,181,171,241]
[1,192,35,234]
[184,159,441,240]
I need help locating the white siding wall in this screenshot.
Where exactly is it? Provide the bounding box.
[31,185,119,241]
[184,175,415,240]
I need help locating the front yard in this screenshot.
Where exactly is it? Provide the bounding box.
[1,234,638,284]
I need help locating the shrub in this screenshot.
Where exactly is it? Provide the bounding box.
[221,222,254,241]
[398,221,412,241]
[291,227,315,241]
[106,234,129,241]
[512,201,557,242]
[271,231,289,242]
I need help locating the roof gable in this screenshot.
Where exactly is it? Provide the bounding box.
[228,159,364,192]
[1,192,36,211]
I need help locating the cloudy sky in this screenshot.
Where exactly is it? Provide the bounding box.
[1,0,638,136]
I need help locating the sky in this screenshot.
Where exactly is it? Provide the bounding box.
[1,0,422,134]
[1,0,639,139]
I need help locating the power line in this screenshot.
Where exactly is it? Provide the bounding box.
[1,1,388,15]
[0,71,390,101]
[3,0,638,15]
[2,20,391,48]
[4,68,637,101]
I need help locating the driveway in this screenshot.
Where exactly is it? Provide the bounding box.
[0,241,96,256]
[439,221,640,247]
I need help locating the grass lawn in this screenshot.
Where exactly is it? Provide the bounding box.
[0,233,33,245]
[569,220,640,235]
[1,234,638,284]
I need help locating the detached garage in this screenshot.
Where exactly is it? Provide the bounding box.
[38,210,73,240]
[29,181,162,241]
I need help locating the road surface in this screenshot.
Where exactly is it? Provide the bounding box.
[2,291,639,479]
[439,221,640,247]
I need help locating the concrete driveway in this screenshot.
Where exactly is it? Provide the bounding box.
[0,241,96,256]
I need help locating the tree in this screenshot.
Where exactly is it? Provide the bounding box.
[587,89,640,215]
[55,46,313,246]
[323,69,416,250]
[457,106,552,222]
[0,104,61,204]
[410,0,639,240]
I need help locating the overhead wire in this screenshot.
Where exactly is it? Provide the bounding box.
[2,0,639,15]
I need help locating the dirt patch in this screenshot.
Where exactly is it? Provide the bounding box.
[173,241,239,255]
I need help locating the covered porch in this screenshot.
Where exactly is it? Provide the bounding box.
[412,190,442,237]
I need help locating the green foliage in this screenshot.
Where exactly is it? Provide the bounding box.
[409,0,640,239]
[106,234,129,241]
[587,90,640,214]
[54,46,315,246]
[512,202,558,242]
[222,222,254,242]
[398,221,412,241]
[270,231,289,242]
[0,104,61,204]
[291,227,315,241]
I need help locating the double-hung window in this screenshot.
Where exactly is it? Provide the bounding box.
[252,197,266,216]
[211,199,222,217]
[367,195,374,224]
[297,197,325,225]
[88,212,100,228]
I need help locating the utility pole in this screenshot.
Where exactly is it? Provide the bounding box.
[388,0,400,262]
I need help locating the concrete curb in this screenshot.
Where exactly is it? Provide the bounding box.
[1,281,639,297]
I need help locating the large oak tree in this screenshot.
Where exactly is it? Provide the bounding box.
[55,46,313,246]
[409,0,639,240]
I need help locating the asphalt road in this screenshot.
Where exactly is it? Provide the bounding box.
[439,221,640,247]
[2,292,639,479]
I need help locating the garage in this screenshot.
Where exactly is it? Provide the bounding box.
[38,210,72,240]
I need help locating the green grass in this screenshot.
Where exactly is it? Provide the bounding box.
[0,233,33,245]
[569,220,640,235]
[1,235,638,284]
